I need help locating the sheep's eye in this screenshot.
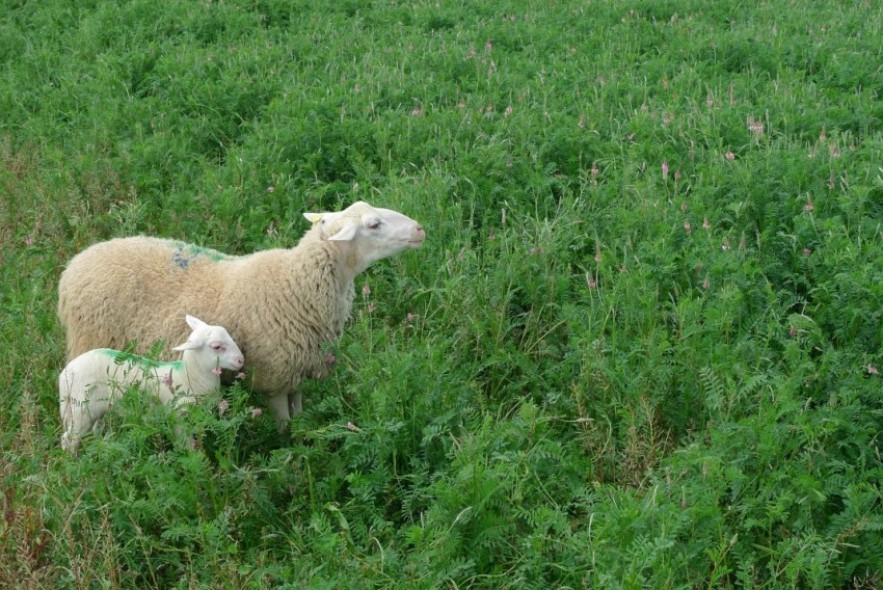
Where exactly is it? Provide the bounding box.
[367,219,382,230]
[210,343,223,351]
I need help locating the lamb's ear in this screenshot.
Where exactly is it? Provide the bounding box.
[303,212,324,224]
[327,222,358,241]
[185,315,207,331]
[172,339,201,352]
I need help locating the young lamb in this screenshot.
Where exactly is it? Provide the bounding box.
[59,315,245,453]
[57,201,425,426]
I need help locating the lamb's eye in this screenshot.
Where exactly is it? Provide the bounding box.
[367,219,382,230]
[210,343,223,351]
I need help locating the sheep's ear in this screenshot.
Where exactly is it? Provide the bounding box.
[172,339,201,352]
[185,315,207,331]
[303,212,324,224]
[328,222,358,241]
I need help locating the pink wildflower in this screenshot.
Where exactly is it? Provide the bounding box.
[406,313,417,322]
[485,40,493,52]
[591,164,600,178]
[587,274,598,289]
[683,220,692,233]
[725,151,736,161]
[504,105,513,117]
[803,248,812,256]
[346,421,361,432]
[325,351,337,366]
[661,160,670,181]
[789,325,797,338]
[250,407,262,418]
[805,199,814,212]
[162,371,173,387]
[411,106,423,117]
[266,185,275,193]
[594,250,602,264]
[362,283,371,297]
[367,302,377,313]
[747,116,764,137]
[218,399,229,416]
[24,236,34,247]
[212,366,222,377]
[702,218,711,230]
[868,364,880,376]
[702,276,711,289]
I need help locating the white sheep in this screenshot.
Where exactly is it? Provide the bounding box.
[57,201,425,426]
[59,314,245,453]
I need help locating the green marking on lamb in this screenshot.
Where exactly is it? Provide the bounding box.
[98,348,183,372]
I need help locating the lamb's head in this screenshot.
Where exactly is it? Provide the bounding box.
[172,315,245,372]
[304,201,425,273]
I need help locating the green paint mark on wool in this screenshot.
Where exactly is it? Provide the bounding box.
[98,349,184,372]
[171,241,234,262]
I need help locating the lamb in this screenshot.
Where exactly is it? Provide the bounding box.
[57,201,425,426]
[59,314,245,453]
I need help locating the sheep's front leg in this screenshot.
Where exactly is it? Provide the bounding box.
[288,391,302,415]
[267,393,291,430]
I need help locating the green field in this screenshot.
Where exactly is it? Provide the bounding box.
[2,0,882,587]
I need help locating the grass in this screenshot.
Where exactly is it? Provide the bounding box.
[2,0,882,587]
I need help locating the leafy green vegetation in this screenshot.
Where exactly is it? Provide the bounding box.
[2,0,882,587]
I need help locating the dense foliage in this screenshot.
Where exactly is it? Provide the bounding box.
[1,0,881,587]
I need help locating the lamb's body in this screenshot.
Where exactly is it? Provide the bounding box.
[59,315,244,453]
[58,201,425,424]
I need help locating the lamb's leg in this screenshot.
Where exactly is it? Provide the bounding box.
[171,395,198,450]
[61,396,107,455]
[267,393,291,430]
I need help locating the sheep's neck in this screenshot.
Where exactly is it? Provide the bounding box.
[166,357,219,400]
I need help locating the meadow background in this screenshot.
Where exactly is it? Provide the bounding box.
[1,0,882,587]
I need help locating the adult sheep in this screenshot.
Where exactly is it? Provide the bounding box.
[58,201,425,425]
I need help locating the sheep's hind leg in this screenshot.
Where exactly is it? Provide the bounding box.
[267,393,291,431]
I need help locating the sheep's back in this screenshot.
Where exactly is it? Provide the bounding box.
[58,237,234,359]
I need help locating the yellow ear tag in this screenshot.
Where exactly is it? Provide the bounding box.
[306,213,324,224]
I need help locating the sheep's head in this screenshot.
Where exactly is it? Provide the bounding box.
[304,201,425,272]
[173,315,245,372]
